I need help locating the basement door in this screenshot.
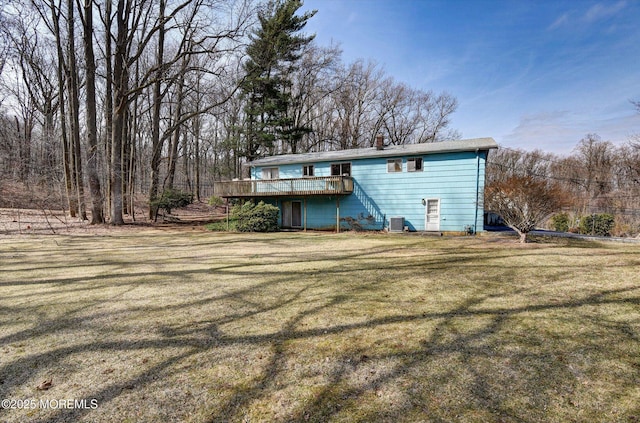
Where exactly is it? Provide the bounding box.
[425,198,440,231]
[282,201,302,228]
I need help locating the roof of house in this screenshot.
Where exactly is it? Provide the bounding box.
[249,137,498,167]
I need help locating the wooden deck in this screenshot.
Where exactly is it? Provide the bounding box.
[213,176,354,198]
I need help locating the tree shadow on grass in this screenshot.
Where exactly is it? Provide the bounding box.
[0,234,638,422]
[4,288,640,422]
[203,286,640,422]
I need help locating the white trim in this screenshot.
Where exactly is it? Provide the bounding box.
[386,158,402,173]
[425,198,440,231]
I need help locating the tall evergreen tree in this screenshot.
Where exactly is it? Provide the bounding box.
[241,0,316,160]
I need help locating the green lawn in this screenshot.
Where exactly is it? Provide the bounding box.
[0,231,639,422]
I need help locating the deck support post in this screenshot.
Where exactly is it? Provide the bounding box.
[336,196,340,233]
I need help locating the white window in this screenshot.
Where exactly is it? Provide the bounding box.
[387,158,402,173]
[261,167,279,179]
[331,162,351,176]
[407,157,423,172]
[303,165,314,177]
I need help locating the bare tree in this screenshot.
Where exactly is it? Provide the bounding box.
[376,79,415,146]
[312,58,460,151]
[66,0,88,220]
[486,175,566,243]
[5,0,470,220]
[486,147,555,184]
[288,43,342,153]
[147,0,252,217]
[108,0,204,223]
[108,0,130,225]
[17,0,88,217]
[414,91,460,142]
[0,7,61,185]
[376,81,460,145]
[148,0,168,219]
[79,0,104,224]
[330,59,384,149]
[574,134,613,198]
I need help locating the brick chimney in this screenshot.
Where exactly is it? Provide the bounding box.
[375,134,384,150]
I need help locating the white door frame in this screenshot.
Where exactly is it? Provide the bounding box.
[425,198,440,231]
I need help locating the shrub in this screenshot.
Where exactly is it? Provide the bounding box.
[551,212,570,232]
[150,189,193,216]
[208,196,224,207]
[205,218,237,232]
[579,213,615,237]
[232,201,279,232]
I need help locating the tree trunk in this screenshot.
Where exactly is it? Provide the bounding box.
[164,50,187,192]
[48,1,76,217]
[128,75,139,221]
[110,0,127,225]
[82,0,104,224]
[67,0,87,221]
[16,115,33,183]
[194,112,201,202]
[516,229,528,243]
[103,0,113,220]
[122,108,131,215]
[182,131,191,194]
[165,125,180,191]
[149,0,166,219]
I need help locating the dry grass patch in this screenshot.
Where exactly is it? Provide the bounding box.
[0,231,639,422]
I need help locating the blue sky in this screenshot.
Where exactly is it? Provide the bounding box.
[300,0,640,154]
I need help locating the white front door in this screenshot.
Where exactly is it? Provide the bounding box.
[425,198,440,231]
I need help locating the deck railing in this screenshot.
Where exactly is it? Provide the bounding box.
[213,176,354,198]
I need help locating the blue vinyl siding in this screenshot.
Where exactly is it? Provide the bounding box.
[251,150,488,232]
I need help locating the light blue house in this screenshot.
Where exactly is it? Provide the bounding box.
[214,137,498,233]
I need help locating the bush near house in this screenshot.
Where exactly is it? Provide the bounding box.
[550,212,570,232]
[233,201,279,232]
[150,189,193,219]
[207,195,225,207]
[579,213,615,236]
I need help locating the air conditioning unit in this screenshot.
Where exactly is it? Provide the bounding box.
[389,217,404,232]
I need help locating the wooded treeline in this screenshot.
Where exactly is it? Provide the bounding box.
[0,0,459,223]
[1,0,638,235]
[487,132,640,238]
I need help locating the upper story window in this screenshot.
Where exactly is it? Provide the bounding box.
[331,162,351,176]
[303,165,314,177]
[261,167,279,179]
[407,157,423,172]
[387,158,402,173]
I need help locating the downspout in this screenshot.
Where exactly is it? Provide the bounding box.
[336,196,340,233]
[474,148,481,234]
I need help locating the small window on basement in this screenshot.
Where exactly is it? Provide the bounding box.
[303,165,314,177]
[407,157,423,172]
[387,158,402,173]
[261,167,279,179]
